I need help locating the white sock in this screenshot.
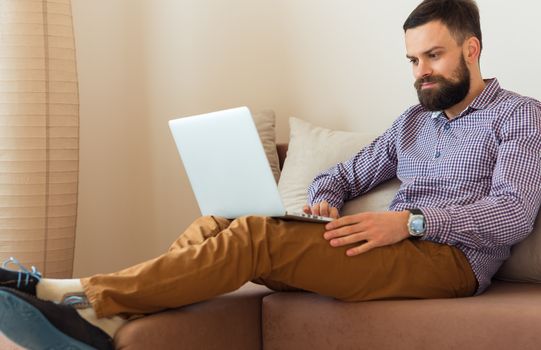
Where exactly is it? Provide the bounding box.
[36,278,127,337]
[36,278,84,303]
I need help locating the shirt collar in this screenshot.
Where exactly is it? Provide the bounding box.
[429,78,500,120]
[468,78,500,110]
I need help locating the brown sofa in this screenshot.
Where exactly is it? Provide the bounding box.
[114,145,541,349]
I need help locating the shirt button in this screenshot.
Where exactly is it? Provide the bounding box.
[444,124,451,130]
[435,151,441,158]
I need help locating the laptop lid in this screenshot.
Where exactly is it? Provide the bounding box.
[168,107,287,219]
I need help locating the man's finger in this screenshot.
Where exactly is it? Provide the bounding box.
[320,201,330,217]
[325,214,362,230]
[346,241,377,256]
[330,232,366,247]
[311,204,320,216]
[325,223,363,239]
[306,202,339,218]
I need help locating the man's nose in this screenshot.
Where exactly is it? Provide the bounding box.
[415,60,432,80]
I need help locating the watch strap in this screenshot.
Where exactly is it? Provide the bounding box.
[408,208,424,216]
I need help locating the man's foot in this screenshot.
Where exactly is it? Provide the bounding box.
[0,257,41,295]
[0,287,114,350]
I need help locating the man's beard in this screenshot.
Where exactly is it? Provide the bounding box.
[414,55,471,111]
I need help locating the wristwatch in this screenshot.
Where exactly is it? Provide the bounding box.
[407,209,426,237]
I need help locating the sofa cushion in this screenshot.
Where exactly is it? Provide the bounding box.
[277,117,397,214]
[114,282,272,350]
[262,281,541,350]
[253,110,281,183]
[495,212,541,282]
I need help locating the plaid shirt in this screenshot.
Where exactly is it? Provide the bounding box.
[308,79,541,294]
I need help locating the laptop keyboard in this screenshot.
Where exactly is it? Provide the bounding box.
[289,212,334,222]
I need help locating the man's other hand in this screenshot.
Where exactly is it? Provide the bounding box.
[303,201,340,219]
[323,211,410,256]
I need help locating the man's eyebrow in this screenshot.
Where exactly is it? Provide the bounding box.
[406,46,445,59]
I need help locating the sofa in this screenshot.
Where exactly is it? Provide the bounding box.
[114,127,541,349]
[114,271,541,350]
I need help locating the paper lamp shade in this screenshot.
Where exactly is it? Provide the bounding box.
[0,0,79,278]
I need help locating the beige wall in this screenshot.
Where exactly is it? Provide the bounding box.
[72,1,152,275]
[71,0,541,276]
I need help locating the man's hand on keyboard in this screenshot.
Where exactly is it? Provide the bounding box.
[303,201,340,219]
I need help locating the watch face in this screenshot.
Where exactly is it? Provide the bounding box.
[411,218,425,233]
[409,215,426,236]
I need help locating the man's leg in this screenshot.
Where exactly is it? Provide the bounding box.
[167,215,232,251]
[80,216,477,319]
[167,215,302,292]
[34,215,232,302]
[0,215,476,348]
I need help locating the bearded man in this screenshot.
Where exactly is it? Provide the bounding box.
[1,0,540,349]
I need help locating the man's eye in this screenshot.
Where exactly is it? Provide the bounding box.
[409,59,418,65]
[428,53,439,59]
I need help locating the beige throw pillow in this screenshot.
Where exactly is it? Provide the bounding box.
[495,213,541,282]
[277,117,400,214]
[252,110,280,183]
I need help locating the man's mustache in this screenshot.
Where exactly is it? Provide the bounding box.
[414,76,445,90]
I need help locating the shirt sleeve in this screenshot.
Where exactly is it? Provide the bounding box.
[421,100,541,249]
[307,118,400,210]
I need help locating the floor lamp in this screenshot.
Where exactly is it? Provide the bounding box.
[0,0,79,278]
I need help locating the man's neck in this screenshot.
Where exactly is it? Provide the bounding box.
[444,78,486,120]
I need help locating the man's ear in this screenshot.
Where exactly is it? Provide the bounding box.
[464,36,481,63]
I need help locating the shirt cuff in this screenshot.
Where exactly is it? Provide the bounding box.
[419,207,453,243]
[309,196,344,210]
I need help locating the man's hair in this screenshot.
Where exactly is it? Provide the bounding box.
[403,0,482,53]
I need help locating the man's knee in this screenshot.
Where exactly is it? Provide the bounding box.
[232,215,274,229]
[191,215,231,231]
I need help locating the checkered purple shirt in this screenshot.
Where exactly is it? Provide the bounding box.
[308,79,541,294]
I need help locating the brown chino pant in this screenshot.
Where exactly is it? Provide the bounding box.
[81,216,477,318]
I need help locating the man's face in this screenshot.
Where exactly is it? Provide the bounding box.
[405,21,471,111]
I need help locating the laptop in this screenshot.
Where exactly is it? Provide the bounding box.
[168,106,333,223]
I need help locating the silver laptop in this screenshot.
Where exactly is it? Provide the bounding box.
[168,106,332,223]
